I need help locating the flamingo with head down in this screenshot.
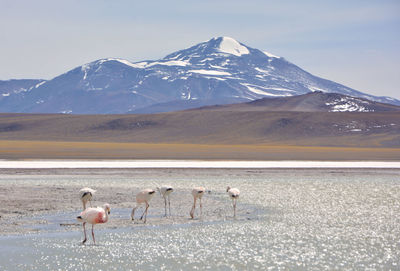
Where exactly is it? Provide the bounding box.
[226,186,240,218]
[157,185,174,217]
[190,187,205,219]
[131,189,156,223]
[79,187,96,210]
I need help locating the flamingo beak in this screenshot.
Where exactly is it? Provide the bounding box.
[108,210,111,214]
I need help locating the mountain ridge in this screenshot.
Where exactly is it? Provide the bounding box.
[188,92,400,113]
[0,36,398,114]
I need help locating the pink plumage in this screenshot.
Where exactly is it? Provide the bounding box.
[77,203,110,244]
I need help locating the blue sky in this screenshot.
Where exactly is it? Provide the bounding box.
[1,0,399,99]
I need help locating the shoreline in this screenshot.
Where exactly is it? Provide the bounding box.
[0,159,400,168]
[0,167,268,235]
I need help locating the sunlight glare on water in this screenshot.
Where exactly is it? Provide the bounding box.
[0,168,399,270]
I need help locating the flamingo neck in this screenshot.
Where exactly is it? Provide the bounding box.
[103,208,109,223]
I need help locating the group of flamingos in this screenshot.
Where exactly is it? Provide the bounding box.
[76,185,240,244]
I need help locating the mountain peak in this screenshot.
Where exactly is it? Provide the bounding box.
[164,36,253,60]
[164,36,281,61]
[210,36,250,57]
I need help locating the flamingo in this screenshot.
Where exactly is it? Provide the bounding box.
[76,203,110,244]
[131,189,156,223]
[226,186,240,218]
[79,187,96,210]
[190,187,205,219]
[157,185,174,217]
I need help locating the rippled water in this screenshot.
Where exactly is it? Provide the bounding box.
[1,168,399,270]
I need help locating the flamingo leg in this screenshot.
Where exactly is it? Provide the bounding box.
[168,196,171,217]
[131,206,137,221]
[190,198,196,219]
[233,199,237,218]
[144,202,149,223]
[164,196,167,217]
[139,206,146,220]
[91,224,96,244]
[200,197,203,217]
[82,222,87,244]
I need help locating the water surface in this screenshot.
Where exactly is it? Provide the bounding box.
[0,168,399,270]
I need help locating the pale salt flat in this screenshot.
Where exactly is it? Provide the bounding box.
[0,160,400,169]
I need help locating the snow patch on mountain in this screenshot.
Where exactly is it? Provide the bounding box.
[112,59,148,69]
[217,37,250,56]
[203,76,226,81]
[263,51,280,58]
[188,70,231,76]
[81,64,89,80]
[254,67,272,75]
[309,86,327,92]
[146,60,189,67]
[326,97,373,112]
[34,81,46,89]
[242,83,283,96]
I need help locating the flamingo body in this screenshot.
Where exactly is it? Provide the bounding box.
[79,187,96,210]
[78,206,108,224]
[77,203,110,244]
[131,189,156,223]
[227,187,240,198]
[158,185,174,217]
[226,186,240,217]
[190,187,205,219]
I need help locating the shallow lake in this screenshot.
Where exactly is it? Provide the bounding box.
[0,168,399,270]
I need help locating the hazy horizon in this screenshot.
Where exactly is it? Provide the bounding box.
[1,0,399,99]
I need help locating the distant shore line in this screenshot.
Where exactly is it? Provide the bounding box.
[0,160,400,169]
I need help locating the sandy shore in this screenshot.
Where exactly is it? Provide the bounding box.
[1,140,400,161]
[0,168,258,235]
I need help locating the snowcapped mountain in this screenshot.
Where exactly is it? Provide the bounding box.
[0,37,398,114]
[200,92,400,113]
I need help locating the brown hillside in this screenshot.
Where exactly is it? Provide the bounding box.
[0,110,399,160]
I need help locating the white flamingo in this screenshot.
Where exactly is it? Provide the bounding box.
[226,186,240,217]
[131,189,156,223]
[190,187,205,219]
[79,187,96,210]
[157,185,174,217]
[76,203,110,244]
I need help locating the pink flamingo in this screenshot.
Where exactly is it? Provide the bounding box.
[131,189,156,223]
[76,203,110,244]
[190,187,205,219]
[157,185,174,217]
[226,186,240,217]
[79,187,96,210]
